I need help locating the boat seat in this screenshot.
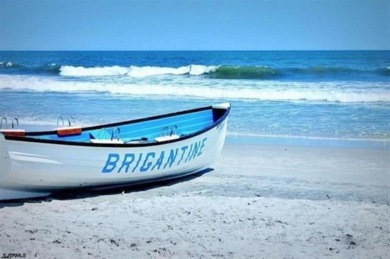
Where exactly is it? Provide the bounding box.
[124,137,150,144]
[90,139,124,144]
[89,132,124,144]
[154,134,180,142]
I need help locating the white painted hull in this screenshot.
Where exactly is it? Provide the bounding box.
[0,119,227,200]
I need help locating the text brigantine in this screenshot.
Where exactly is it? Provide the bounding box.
[102,137,208,173]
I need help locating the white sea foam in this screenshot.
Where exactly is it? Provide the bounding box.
[59,65,218,77]
[60,65,129,76]
[0,61,13,67]
[1,75,389,103]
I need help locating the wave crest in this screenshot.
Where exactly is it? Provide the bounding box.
[59,64,280,79]
[59,65,218,77]
[60,65,129,77]
[2,61,390,79]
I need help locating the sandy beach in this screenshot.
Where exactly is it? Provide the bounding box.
[0,139,389,258]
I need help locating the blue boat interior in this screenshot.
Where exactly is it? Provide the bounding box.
[29,107,226,144]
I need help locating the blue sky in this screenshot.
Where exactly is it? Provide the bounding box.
[0,0,389,50]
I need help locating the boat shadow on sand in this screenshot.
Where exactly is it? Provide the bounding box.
[0,168,213,208]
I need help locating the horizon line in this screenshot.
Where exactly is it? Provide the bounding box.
[1,49,389,52]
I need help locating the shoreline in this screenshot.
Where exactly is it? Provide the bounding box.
[0,138,389,258]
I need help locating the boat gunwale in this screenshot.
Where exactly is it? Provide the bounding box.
[2,104,230,148]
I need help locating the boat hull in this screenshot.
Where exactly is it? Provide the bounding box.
[0,117,228,200]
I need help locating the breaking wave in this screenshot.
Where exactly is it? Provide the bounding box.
[59,65,218,77]
[60,65,390,79]
[59,65,280,79]
[1,61,390,80]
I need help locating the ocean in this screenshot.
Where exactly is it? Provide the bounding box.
[0,51,389,146]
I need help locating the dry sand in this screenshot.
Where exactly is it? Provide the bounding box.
[0,140,389,258]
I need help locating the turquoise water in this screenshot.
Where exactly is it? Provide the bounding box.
[0,51,389,143]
